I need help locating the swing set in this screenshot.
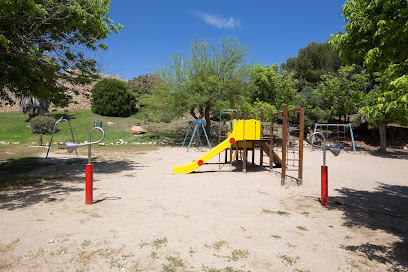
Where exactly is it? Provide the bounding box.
[310,123,356,153]
[181,119,212,152]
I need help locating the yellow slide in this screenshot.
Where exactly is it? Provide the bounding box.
[173,119,261,174]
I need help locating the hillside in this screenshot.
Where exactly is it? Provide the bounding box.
[0,73,127,112]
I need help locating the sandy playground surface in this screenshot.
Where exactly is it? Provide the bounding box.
[0,145,407,271]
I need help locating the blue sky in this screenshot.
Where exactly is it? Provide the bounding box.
[102,0,346,79]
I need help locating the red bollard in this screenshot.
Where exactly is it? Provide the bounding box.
[321,166,328,206]
[85,164,93,205]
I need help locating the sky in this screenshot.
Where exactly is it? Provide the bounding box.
[101,0,346,79]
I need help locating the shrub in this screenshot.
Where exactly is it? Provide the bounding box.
[29,115,56,134]
[128,73,161,98]
[91,79,137,117]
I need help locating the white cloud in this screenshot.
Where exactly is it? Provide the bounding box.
[193,11,240,29]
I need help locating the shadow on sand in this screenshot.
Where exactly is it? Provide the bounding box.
[329,183,408,269]
[0,156,139,210]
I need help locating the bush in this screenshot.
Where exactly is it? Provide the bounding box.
[128,73,161,99]
[91,79,137,117]
[29,115,56,134]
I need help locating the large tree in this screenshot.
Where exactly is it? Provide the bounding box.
[0,0,122,107]
[141,36,252,134]
[317,64,369,120]
[281,41,343,91]
[329,0,408,152]
[250,63,297,109]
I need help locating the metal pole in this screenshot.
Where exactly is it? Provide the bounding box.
[310,132,328,206]
[85,127,105,205]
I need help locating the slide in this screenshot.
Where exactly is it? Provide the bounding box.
[261,142,282,167]
[172,131,238,174]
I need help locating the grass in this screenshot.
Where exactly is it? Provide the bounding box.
[211,240,228,251]
[278,254,300,266]
[0,110,188,144]
[296,226,308,231]
[202,265,246,272]
[152,237,168,249]
[301,211,310,217]
[270,235,282,239]
[161,255,185,272]
[229,249,249,261]
[139,237,168,250]
[262,209,290,216]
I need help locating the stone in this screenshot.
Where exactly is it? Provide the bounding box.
[107,122,114,126]
[130,126,147,135]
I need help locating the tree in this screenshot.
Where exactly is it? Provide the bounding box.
[317,65,369,120]
[329,0,408,152]
[91,79,136,117]
[281,42,343,91]
[250,63,297,109]
[141,36,252,134]
[295,86,331,128]
[128,73,162,103]
[19,95,49,120]
[0,0,122,107]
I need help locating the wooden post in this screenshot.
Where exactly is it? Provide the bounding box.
[281,106,288,185]
[260,109,264,165]
[230,111,234,164]
[298,107,304,185]
[243,112,247,173]
[269,113,273,170]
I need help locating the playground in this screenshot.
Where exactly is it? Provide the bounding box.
[0,143,407,271]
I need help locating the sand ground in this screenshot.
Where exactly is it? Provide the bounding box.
[0,145,407,272]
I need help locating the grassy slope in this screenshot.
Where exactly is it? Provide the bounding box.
[0,110,184,144]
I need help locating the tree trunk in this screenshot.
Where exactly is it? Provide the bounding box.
[378,123,387,153]
[204,106,211,136]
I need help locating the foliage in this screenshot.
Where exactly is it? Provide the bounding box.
[317,65,369,118]
[141,36,252,133]
[329,0,408,151]
[29,115,56,134]
[240,99,277,122]
[281,42,343,90]
[296,86,331,127]
[128,73,162,101]
[0,0,122,107]
[359,71,408,126]
[91,79,137,117]
[250,63,297,109]
[19,95,49,119]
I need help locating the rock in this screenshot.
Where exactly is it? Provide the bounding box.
[0,141,10,144]
[107,122,114,126]
[12,142,20,144]
[130,126,147,135]
[404,146,407,150]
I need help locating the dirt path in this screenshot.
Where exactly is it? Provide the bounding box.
[1,146,407,271]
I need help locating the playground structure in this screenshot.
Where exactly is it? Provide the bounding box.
[310,123,356,153]
[181,119,212,152]
[173,106,305,186]
[46,117,77,158]
[66,127,105,205]
[310,131,341,206]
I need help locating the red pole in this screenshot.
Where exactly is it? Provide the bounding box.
[321,166,328,206]
[85,164,93,205]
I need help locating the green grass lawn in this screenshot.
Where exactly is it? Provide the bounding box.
[0,110,188,145]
